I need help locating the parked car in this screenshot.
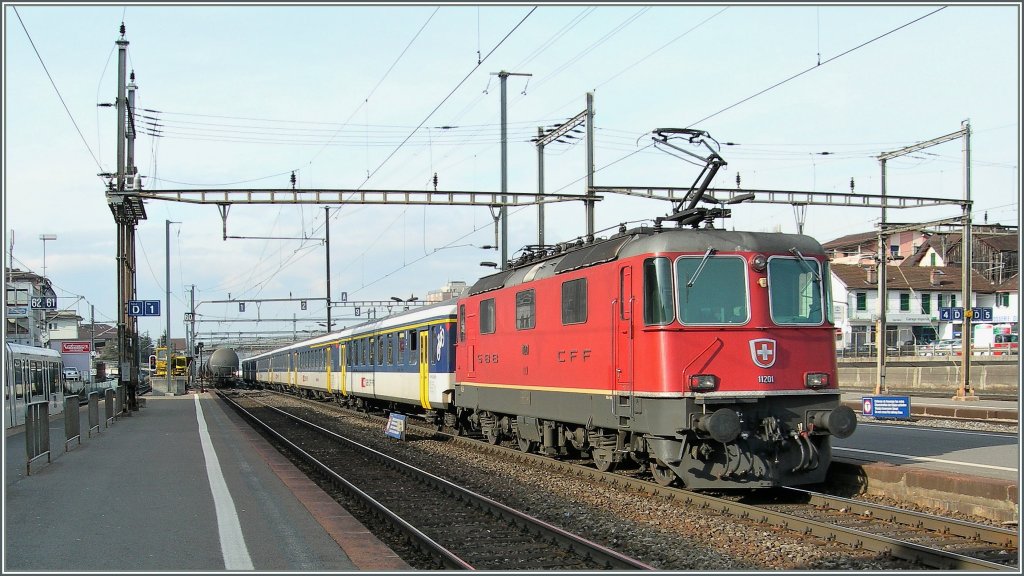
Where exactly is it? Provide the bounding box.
[923,339,962,356]
[63,367,81,381]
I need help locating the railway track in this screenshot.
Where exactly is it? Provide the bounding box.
[220,391,652,571]
[228,388,1017,570]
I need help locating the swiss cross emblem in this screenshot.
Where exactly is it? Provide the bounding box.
[749,338,777,368]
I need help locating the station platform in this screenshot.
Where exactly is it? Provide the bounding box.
[841,391,1019,422]
[3,390,410,572]
[836,391,1019,524]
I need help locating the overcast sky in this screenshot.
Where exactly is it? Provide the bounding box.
[4,2,1020,345]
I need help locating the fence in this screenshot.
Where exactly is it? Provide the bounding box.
[25,401,50,475]
[104,388,116,428]
[88,391,100,437]
[64,395,80,452]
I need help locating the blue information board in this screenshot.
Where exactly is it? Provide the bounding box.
[939,307,993,322]
[861,396,911,419]
[384,413,407,440]
[128,300,161,317]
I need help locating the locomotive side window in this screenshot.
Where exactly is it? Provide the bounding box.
[676,256,748,325]
[643,257,674,325]
[515,290,535,330]
[459,305,466,341]
[561,278,588,325]
[480,299,496,334]
[767,256,824,325]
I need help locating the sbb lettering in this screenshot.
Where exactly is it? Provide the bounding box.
[557,349,592,363]
[476,354,499,364]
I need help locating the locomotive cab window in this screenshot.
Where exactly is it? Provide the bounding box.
[480,298,496,334]
[458,305,466,341]
[767,256,824,325]
[676,255,748,325]
[643,257,674,325]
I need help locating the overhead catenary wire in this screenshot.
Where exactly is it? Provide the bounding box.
[684,6,948,128]
[12,6,105,177]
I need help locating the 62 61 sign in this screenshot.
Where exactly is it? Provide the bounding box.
[30,296,57,309]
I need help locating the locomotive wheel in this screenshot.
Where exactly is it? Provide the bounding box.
[650,462,677,487]
[592,449,617,473]
[517,435,536,453]
[484,429,501,445]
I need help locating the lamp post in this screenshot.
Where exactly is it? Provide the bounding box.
[166,220,180,394]
[39,234,57,278]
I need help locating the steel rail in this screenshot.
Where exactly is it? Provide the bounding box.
[217,392,471,570]
[257,389,1014,571]
[782,486,1018,549]
[223,391,653,571]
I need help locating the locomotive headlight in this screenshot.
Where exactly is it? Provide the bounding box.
[749,253,767,272]
[689,374,718,392]
[805,372,829,389]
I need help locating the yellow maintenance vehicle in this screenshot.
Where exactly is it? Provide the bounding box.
[150,347,189,377]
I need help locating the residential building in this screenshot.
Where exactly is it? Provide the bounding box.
[830,264,1008,352]
[4,268,57,347]
[426,280,468,303]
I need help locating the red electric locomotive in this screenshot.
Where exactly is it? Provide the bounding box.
[454,222,857,489]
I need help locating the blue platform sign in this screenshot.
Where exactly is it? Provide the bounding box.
[940,307,993,322]
[384,413,407,440]
[861,396,911,420]
[939,307,964,322]
[128,300,161,317]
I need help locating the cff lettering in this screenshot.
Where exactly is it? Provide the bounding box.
[557,349,592,363]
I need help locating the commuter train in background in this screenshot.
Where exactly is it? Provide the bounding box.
[4,343,66,428]
[242,222,857,489]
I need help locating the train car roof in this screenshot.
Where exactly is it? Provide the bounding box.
[5,342,62,357]
[469,227,826,295]
[242,298,457,362]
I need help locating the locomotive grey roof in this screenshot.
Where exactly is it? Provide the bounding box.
[467,226,825,295]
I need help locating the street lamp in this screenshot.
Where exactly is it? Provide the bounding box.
[39,234,57,278]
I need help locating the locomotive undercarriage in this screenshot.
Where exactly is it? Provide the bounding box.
[454,385,855,489]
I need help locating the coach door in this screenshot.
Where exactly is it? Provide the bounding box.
[418,330,431,409]
[613,265,635,422]
[339,344,348,396]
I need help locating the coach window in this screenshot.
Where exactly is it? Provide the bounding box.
[398,331,407,364]
[369,337,375,365]
[409,330,419,365]
[516,290,535,330]
[387,334,394,365]
[378,337,384,365]
[561,278,588,325]
[459,304,466,341]
[767,256,823,325]
[643,257,674,325]
[676,255,747,325]
[480,298,496,334]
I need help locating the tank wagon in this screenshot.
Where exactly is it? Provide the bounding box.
[207,347,240,387]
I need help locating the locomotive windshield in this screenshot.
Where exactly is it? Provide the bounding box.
[767,256,826,325]
[675,256,748,325]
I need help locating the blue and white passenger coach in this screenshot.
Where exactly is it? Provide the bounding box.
[243,300,458,423]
